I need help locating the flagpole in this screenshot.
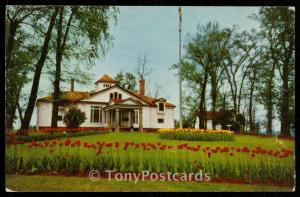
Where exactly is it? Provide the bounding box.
[179,7,183,128]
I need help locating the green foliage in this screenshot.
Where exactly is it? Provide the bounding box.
[114,71,138,92]
[159,132,234,141]
[63,106,86,128]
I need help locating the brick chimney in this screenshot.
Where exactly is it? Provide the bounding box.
[139,79,145,96]
[71,79,74,92]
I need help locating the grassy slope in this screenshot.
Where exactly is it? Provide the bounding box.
[5,175,293,192]
[63,132,295,150]
[5,133,295,192]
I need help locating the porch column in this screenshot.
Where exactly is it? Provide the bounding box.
[129,110,133,132]
[106,111,109,128]
[115,109,120,132]
[139,107,143,132]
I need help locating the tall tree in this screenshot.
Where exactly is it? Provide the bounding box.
[254,7,295,136]
[48,6,119,128]
[184,22,226,129]
[20,7,59,130]
[51,6,77,127]
[5,6,49,131]
[220,28,261,114]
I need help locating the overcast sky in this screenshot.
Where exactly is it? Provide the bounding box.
[16,6,282,131]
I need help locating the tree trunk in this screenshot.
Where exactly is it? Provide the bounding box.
[280,62,290,136]
[20,7,59,130]
[51,7,64,128]
[248,74,255,133]
[5,21,19,131]
[198,73,208,129]
[266,79,273,135]
[211,77,217,130]
[51,7,76,128]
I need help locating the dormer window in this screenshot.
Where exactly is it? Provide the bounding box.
[159,102,165,111]
[103,84,111,88]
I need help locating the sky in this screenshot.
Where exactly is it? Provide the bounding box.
[16,6,281,130]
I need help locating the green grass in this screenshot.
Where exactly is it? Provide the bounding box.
[7,132,295,161]
[5,175,293,192]
[6,132,295,189]
[69,132,295,150]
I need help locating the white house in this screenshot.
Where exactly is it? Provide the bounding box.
[36,74,176,131]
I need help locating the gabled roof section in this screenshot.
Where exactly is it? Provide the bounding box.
[95,74,116,84]
[37,84,176,108]
[154,98,167,102]
[108,97,143,106]
[87,85,153,106]
[132,92,176,108]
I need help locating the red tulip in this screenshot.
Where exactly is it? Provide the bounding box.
[115,141,120,148]
[251,154,255,158]
[105,142,113,148]
[236,148,241,152]
[229,152,234,156]
[160,145,166,150]
[177,145,183,150]
[208,152,211,158]
[134,144,140,149]
[64,139,71,146]
[211,149,218,153]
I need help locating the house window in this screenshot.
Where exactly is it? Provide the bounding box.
[91,106,100,122]
[159,103,164,111]
[133,110,138,124]
[118,94,122,99]
[57,116,63,121]
[114,92,118,99]
[110,93,113,100]
[158,118,164,123]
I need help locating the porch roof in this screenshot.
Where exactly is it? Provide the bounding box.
[104,97,142,111]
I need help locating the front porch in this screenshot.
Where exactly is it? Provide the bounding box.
[104,98,143,132]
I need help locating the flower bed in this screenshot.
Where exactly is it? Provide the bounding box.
[5,139,294,185]
[15,129,110,143]
[158,128,235,141]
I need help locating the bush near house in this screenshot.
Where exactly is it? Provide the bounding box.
[63,106,86,129]
[158,128,235,141]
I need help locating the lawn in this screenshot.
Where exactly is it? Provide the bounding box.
[5,132,295,192]
[5,175,293,192]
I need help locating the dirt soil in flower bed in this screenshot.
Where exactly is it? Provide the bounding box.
[7,171,293,188]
